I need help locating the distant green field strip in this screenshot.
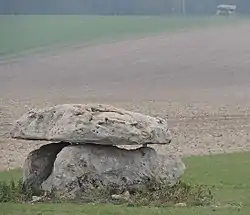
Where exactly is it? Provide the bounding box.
[0,15,241,56]
[1,152,250,214]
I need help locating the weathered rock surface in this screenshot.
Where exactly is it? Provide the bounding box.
[41,144,185,198]
[10,104,171,145]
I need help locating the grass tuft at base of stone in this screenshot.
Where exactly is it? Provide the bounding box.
[0,177,214,207]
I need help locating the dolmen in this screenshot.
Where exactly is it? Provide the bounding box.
[10,104,185,199]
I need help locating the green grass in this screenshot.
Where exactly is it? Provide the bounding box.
[0,203,247,215]
[0,152,250,214]
[184,152,250,208]
[0,15,244,57]
[0,169,21,183]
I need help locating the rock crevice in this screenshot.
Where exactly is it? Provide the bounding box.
[22,142,71,189]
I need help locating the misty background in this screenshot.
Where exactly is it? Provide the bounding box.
[0,0,249,15]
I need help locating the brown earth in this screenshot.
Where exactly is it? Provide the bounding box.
[1,23,250,171]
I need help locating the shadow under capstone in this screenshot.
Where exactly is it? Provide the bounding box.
[22,141,71,191]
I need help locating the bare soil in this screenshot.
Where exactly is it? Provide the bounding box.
[1,24,250,171]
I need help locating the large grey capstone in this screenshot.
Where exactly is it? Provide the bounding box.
[10,104,172,145]
[41,144,185,198]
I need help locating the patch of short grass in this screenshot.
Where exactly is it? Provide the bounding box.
[183,152,250,188]
[0,15,244,57]
[0,203,248,215]
[1,152,250,214]
[0,169,21,182]
[183,152,250,208]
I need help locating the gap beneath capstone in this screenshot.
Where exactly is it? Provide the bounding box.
[22,141,72,190]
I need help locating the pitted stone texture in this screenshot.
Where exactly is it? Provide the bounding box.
[41,144,185,198]
[10,104,171,145]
